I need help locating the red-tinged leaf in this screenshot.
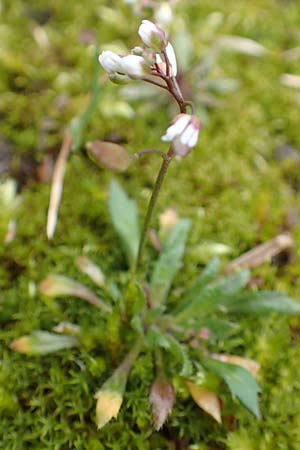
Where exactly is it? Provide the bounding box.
[87,141,133,172]
[211,354,260,378]
[186,381,222,424]
[149,376,175,430]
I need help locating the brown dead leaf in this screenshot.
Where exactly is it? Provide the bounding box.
[186,381,222,424]
[149,376,175,430]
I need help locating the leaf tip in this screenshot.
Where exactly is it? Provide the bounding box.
[95,389,123,429]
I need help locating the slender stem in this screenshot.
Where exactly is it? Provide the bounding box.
[166,77,186,113]
[133,72,189,273]
[141,77,168,90]
[134,148,174,273]
[184,100,195,114]
[134,149,168,160]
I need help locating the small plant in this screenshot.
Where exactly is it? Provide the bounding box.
[11,19,300,431]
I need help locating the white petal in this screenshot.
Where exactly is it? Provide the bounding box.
[180,124,195,145]
[121,55,147,77]
[161,114,191,142]
[187,130,199,148]
[99,51,124,74]
[173,115,191,134]
[138,20,166,51]
[165,42,177,76]
[156,53,163,64]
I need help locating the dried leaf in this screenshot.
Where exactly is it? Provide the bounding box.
[280,74,300,89]
[76,256,105,287]
[87,141,133,173]
[212,354,260,378]
[159,208,179,235]
[39,274,112,313]
[217,35,266,57]
[10,331,78,354]
[95,341,141,429]
[95,390,123,429]
[149,376,175,430]
[186,381,221,423]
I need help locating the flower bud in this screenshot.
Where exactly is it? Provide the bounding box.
[98,50,124,75]
[121,55,150,78]
[165,42,177,77]
[161,114,201,157]
[138,19,167,52]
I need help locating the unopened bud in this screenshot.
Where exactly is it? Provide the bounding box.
[121,55,150,78]
[138,19,168,52]
[99,50,123,75]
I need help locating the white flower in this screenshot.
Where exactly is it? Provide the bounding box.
[165,42,177,77]
[138,19,167,52]
[161,114,201,157]
[121,55,149,78]
[99,50,124,75]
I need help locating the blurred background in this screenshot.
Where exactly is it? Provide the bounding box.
[1,0,300,449]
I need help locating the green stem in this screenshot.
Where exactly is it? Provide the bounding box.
[133,73,187,274]
[134,148,174,273]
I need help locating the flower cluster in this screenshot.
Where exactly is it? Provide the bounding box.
[99,20,176,82]
[99,19,201,157]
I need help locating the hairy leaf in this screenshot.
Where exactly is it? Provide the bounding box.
[176,270,250,321]
[151,219,190,307]
[10,331,78,354]
[227,290,300,315]
[174,257,220,314]
[166,336,193,377]
[108,180,140,268]
[204,358,261,418]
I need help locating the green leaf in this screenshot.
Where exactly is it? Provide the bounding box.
[70,47,101,151]
[227,291,300,315]
[179,317,237,340]
[173,257,220,314]
[204,358,261,418]
[175,270,250,322]
[147,327,171,350]
[165,335,193,377]
[150,219,190,307]
[108,180,140,268]
[10,331,78,355]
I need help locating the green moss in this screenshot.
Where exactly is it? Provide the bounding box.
[1,0,300,448]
